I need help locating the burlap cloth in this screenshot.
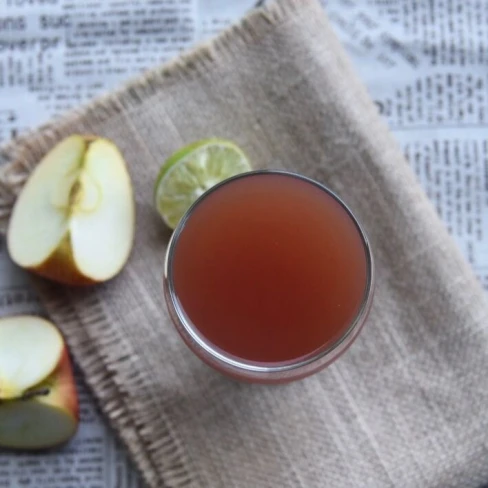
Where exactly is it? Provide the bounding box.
[1,0,488,486]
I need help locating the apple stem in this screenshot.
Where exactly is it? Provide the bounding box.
[20,388,50,401]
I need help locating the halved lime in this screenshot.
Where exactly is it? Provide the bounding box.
[154,138,252,229]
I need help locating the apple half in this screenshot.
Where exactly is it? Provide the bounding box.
[0,315,64,399]
[7,134,135,285]
[0,349,79,450]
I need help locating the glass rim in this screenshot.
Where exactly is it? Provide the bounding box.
[164,169,375,375]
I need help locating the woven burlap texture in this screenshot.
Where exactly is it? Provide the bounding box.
[1,0,488,487]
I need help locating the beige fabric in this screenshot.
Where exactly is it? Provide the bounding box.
[1,1,488,486]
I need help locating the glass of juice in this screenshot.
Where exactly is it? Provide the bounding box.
[164,170,374,384]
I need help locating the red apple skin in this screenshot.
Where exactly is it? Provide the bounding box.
[32,233,98,286]
[6,134,135,288]
[0,348,80,451]
[41,348,80,426]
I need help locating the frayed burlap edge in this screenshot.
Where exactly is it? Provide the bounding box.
[0,0,311,233]
[0,1,324,487]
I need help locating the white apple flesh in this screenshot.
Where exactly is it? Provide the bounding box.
[0,315,64,400]
[0,349,79,450]
[7,134,135,285]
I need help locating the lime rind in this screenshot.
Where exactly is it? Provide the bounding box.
[154,138,251,229]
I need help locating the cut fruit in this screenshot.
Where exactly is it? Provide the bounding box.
[0,316,64,400]
[0,349,79,450]
[154,138,252,229]
[7,134,135,286]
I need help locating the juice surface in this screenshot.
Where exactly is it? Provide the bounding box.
[172,173,368,363]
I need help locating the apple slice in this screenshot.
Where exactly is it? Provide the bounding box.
[0,349,79,450]
[0,315,64,400]
[7,134,135,286]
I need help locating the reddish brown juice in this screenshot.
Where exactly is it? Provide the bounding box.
[172,173,368,364]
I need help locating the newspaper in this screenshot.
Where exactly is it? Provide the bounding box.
[0,0,487,485]
[323,0,488,290]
